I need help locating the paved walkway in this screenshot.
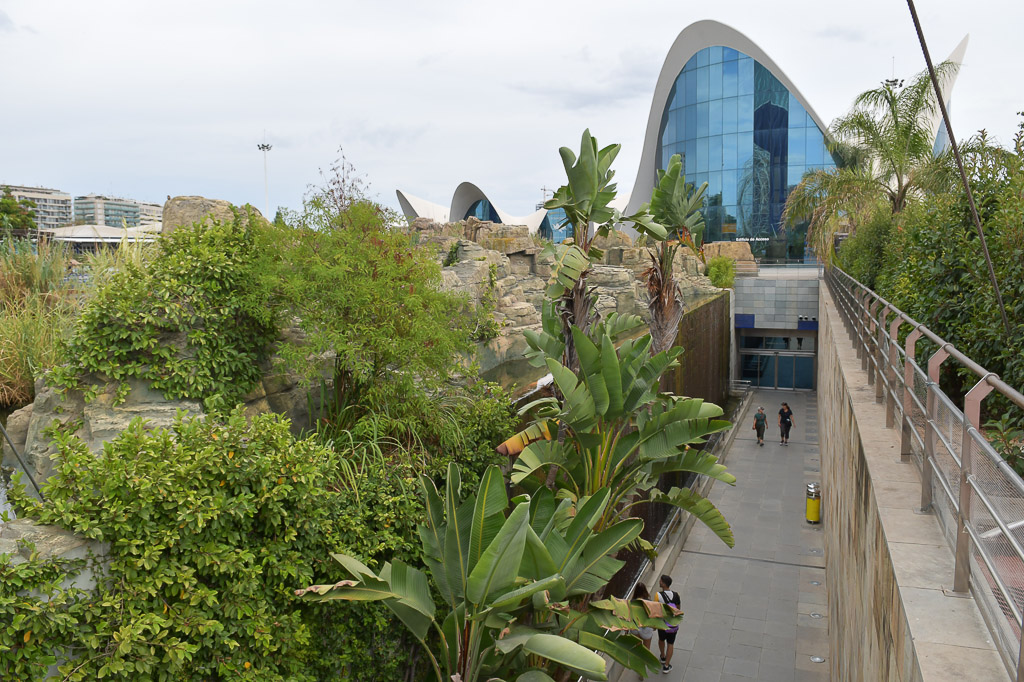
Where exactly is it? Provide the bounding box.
[622,389,829,682]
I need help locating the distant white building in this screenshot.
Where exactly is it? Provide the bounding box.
[2,185,73,230]
[74,194,160,228]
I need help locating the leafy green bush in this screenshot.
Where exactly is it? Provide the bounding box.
[835,208,895,289]
[706,255,735,288]
[51,210,278,406]
[5,407,440,680]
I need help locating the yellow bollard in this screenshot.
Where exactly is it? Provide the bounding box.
[806,483,821,524]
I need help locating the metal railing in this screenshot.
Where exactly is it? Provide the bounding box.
[827,267,1024,680]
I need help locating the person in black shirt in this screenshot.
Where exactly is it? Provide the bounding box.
[779,402,795,445]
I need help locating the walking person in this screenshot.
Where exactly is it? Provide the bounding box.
[779,401,795,445]
[752,406,767,447]
[656,575,680,673]
[629,584,655,677]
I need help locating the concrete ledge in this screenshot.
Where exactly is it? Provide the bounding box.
[818,286,1007,681]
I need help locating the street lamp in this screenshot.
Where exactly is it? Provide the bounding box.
[258,139,272,218]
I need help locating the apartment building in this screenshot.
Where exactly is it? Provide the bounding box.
[2,185,73,230]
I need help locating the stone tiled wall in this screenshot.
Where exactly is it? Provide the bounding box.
[817,285,1007,682]
[735,277,818,329]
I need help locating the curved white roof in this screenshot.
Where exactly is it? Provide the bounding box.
[398,182,550,233]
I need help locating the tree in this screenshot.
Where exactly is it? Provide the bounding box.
[509,315,736,544]
[542,130,666,372]
[0,187,37,235]
[297,463,675,682]
[782,63,958,261]
[643,153,708,362]
[257,170,477,432]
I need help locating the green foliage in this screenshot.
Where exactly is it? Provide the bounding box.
[0,544,89,680]
[706,256,735,289]
[259,196,476,425]
[850,121,1024,433]
[298,463,673,682]
[50,209,278,407]
[835,208,895,289]
[0,238,78,407]
[0,188,37,234]
[516,314,736,544]
[3,407,447,680]
[784,63,958,261]
[442,241,460,267]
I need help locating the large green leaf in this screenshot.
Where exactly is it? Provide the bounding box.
[651,486,735,547]
[294,577,395,602]
[487,574,565,613]
[380,561,435,619]
[511,440,568,486]
[556,489,610,571]
[544,243,590,298]
[563,519,642,594]
[523,633,608,680]
[520,526,558,582]
[516,672,557,682]
[545,358,596,431]
[572,327,609,417]
[648,448,736,485]
[579,631,661,675]
[469,466,509,569]
[444,494,475,603]
[466,502,530,605]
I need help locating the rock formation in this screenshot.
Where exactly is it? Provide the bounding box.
[161,196,245,234]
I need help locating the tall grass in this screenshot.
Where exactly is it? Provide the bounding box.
[0,238,154,409]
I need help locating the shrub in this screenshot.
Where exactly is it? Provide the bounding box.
[706,255,735,288]
[51,210,279,407]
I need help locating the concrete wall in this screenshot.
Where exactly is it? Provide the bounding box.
[735,275,818,329]
[817,285,1007,681]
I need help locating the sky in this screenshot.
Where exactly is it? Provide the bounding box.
[1,0,1022,219]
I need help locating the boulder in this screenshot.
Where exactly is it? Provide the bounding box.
[1,404,32,474]
[162,196,240,234]
[704,240,755,263]
[81,378,202,454]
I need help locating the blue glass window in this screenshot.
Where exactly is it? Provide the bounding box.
[709,63,722,100]
[657,45,837,258]
[709,99,723,136]
[722,60,738,98]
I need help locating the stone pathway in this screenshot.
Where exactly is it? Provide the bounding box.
[621,389,829,682]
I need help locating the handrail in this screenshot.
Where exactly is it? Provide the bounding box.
[826,266,1024,681]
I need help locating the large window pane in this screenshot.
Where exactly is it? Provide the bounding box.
[788,98,807,129]
[723,170,738,205]
[710,63,722,100]
[696,67,709,102]
[684,70,696,104]
[722,60,738,98]
[795,357,814,389]
[709,136,723,171]
[720,96,737,134]
[696,137,709,172]
[684,105,696,139]
[738,131,754,167]
[723,133,738,169]
[738,95,754,132]
[738,58,754,95]
[709,170,722,198]
[806,127,825,166]
[685,139,697,174]
[787,127,805,165]
[709,99,723,136]
[758,355,775,388]
[697,48,710,67]
[697,102,709,137]
[723,46,739,61]
[777,355,795,389]
[709,46,723,64]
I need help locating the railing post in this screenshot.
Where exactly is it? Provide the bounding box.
[887,316,902,429]
[922,346,950,513]
[866,299,879,376]
[953,374,996,593]
[875,306,890,402]
[856,291,868,361]
[902,327,923,463]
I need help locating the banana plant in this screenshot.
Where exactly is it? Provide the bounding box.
[295,463,675,681]
[542,129,667,372]
[644,154,709,360]
[508,320,736,546]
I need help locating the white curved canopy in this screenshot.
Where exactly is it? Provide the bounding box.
[398,183,549,233]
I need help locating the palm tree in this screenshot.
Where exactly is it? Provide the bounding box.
[643,154,708,363]
[783,63,957,261]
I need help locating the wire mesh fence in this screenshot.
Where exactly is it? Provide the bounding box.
[826,266,1024,680]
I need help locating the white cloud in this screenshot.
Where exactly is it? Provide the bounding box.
[0,0,1020,216]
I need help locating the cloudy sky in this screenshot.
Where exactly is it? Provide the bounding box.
[1,1,1021,218]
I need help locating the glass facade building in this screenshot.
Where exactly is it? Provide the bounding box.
[657,46,837,259]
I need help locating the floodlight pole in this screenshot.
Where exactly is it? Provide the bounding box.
[906,0,1012,338]
[258,136,272,219]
